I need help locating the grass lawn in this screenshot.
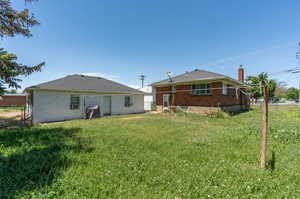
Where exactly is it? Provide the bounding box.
[0,107,24,113]
[0,107,299,199]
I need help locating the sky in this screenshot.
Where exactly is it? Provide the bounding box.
[2,0,300,91]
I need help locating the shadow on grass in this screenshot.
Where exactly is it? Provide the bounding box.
[268,151,276,172]
[227,108,253,116]
[0,117,26,128]
[0,126,94,198]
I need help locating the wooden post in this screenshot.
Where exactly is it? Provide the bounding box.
[260,85,269,169]
[171,86,175,111]
[298,80,300,106]
[23,105,26,123]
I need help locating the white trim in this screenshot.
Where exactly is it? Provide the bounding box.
[222,83,229,95]
[163,94,170,109]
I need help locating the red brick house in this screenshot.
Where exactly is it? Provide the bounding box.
[0,94,26,107]
[151,66,249,114]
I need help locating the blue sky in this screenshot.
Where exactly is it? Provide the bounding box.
[2,0,300,90]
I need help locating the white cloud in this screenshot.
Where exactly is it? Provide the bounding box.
[128,85,140,89]
[139,86,152,93]
[128,85,153,93]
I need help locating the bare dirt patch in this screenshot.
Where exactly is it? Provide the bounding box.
[0,111,22,119]
[0,110,24,128]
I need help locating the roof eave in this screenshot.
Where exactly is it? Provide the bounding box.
[151,77,248,87]
[24,88,144,95]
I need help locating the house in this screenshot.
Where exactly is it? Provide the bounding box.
[0,94,26,107]
[151,66,249,114]
[25,74,145,124]
[138,86,154,111]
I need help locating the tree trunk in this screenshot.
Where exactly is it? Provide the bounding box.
[260,85,269,169]
[298,80,300,106]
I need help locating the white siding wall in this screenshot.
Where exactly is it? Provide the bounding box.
[144,96,153,111]
[32,90,144,124]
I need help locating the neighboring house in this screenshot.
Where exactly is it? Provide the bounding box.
[138,86,153,111]
[25,74,144,124]
[0,94,26,107]
[151,66,249,114]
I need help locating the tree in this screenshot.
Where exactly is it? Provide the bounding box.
[246,72,277,102]
[0,0,44,94]
[274,81,288,99]
[0,48,44,88]
[0,0,39,38]
[285,87,299,100]
[6,89,17,94]
[246,72,274,169]
[260,84,268,169]
[268,79,277,99]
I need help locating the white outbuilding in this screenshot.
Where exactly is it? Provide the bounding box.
[138,86,153,111]
[25,74,145,124]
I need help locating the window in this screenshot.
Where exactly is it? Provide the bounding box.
[163,94,170,107]
[124,96,134,107]
[192,84,211,95]
[222,83,229,95]
[70,95,80,110]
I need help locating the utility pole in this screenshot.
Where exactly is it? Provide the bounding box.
[139,74,146,88]
[260,84,269,169]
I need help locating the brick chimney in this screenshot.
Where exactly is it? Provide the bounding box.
[238,65,244,82]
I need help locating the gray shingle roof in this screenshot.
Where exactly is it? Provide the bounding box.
[26,74,144,94]
[151,69,244,86]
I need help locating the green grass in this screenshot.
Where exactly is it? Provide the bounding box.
[0,107,300,199]
[0,107,24,113]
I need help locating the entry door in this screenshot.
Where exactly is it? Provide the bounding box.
[103,96,112,115]
[163,94,170,109]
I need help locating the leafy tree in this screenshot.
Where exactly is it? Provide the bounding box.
[285,87,299,100]
[246,72,277,102]
[0,0,39,38]
[0,48,44,88]
[268,79,277,99]
[274,81,288,99]
[6,89,17,94]
[0,0,44,94]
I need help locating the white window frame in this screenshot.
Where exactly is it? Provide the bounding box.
[124,96,134,107]
[163,94,170,108]
[222,83,229,95]
[70,95,80,110]
[191,84,211,95]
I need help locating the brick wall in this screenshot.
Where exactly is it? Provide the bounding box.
[155,82,247,107]
[0,96,26,107]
